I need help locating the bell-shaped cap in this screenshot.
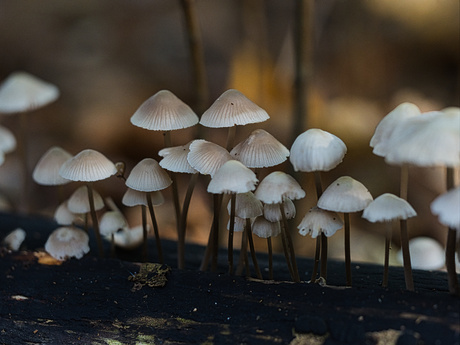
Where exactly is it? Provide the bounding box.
[263,198,296,222]
[230,129,289,168]
[318,176,373,213]
[0,125,16,153]
[33,146,72,186]
[187,140,232,177]
[44,227,90,261]
[100,210,129,237]
[2,228,26,251]
[207,160,258,194]
[396,237,445,270]
[226,191,263,219]
[59,149,117,182]
[298,206,343,238]
[0,71,59,114]
[122,187,164,207]
[252,216,281,238]
[67,186,105,214]
[130,90,199,131]
[200,89,269,128]
[370,102,421,157]
[254,171,305,204]
[54,201,81,226]
[431,186,460,230]
[125,158,172,192]
[362,193,416,223]
[226,216,246,232]
[113,224,150,250]
[290,129,347,172]
[159,141,197,174]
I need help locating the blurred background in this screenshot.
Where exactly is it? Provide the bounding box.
[0,0,458,266]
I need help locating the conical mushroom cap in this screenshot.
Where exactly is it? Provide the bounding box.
[226,191,263,219]
[362,193,416,223]
[230,129,289,168]
[254,171,305,204]
[122,187,164,207]
[263,198,296,222]
[33,146,72,186]
[130,90,199,131]
[200,89,269,128]
[187,140,232,177]
[59,149,117,182]
[252,216,281,238]
[207,160,258,194]
[0,71,59,114]
[289,129,347,172]
[100,210,128,237]
[0,125,16,153]
[318,176,373,213]
[371,102,421,157]
[45,227,90,261]
[125,158,172,192]
[67,186,105,214]
[298,206,343,238]
[54,201,82,226]
[159,141,197,174]
[431,186,460,230]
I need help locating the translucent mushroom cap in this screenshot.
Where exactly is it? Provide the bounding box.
[431,186,460,230]
[187,140,232,177]
[0,125,16,153]
[113,224,150,250]
[158,141,197,174]
[289,129,347,172]
[44,227,90,261]
[226,216,246,232]
[125,158,172,192]
[396,237,445,270]
[54,201,81,226]
[207,160,258,194]
[200,89,269,128]
[370,102,421,157]
[130,90,199,131]
[2,228,26,251]
[100,211,128,237]
[0,71,59,114]
[252,216,281,238]
[263,198,296,222]
[254,171,305,204]
[318,176,373,213]
[67,186,105,214]
[122,187,164,207]
[230,129,289,168]
[362,193,416,223]
[298,206,343,238]
[226,191,263,219]
[33,146,72,186]
[59,149,117,182]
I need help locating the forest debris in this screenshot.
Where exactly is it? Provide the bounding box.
[128,263,171,291]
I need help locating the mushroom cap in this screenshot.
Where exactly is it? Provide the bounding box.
[0,71,59,114]
[318,176,373,213]
[263,198,296,222]
[207,160,258,194]
[113,224,150,249]
[289,129,347,172]
[187,139,232,177]
[54,201,81,226]
[158,141,197,174]
[362,193,416,223]
[226,191,263,219]
[100,211,128,237]
[200,89,269,128]
[0,125,16,153]
[125,158,172,192]
[59,149,117,182]
[122,187,164,207]
[67,185,105,214]
[254,171,305,204]
[33,146,72,186]
[226,216,246,232]
[130,90,199,131]
[44,227,90,261]
[430,186,460,230]
[396,237,445,270]
[384,111,460,167]
[2,228,26,251]
[370,102,421,157]
[252,215,281,238]
[298,206,343,238]
[230,129,289,168]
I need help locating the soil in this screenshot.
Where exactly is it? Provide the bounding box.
[0,212,459,345]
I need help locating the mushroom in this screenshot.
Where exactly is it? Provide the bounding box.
[32,146,72,186]
[100,209,129,257]
[44,227,90,261]
[0,125,16,155]
[2,228,26,251]
[54,200,82,226]
[252,215,281,280]
[362,193,417,288]
[290,128,347,281]
[396,237,445,271]
[59,149,117,257]
[317,176,373,286]
[254,171,306,282]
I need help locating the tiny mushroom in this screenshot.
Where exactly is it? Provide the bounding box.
[2,228,26,251]
[32,146,72,186]
[252,215,282,280]
[396,237,445,271]
[44,227,90,261]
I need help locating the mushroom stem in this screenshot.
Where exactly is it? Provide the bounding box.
[400,164,409,200]
[382,222,392,288]
[236,226,249,276]
[226,125,237,151]
[18,112,30,212]
[312,171,328,281]
[310,237,320,281]
[344,212,352,287]
[445,166,459,295]
[211,194,222,272]
[147,192,164,264]
[280,203,300,282]
[228,193,236,274]
[246,218,262,279]
[141,205,148,260]
[86,183,104,257]
[267,237,273,280]
[178,173,198,269]
[320,233,328,280]
[399,219,414,291]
